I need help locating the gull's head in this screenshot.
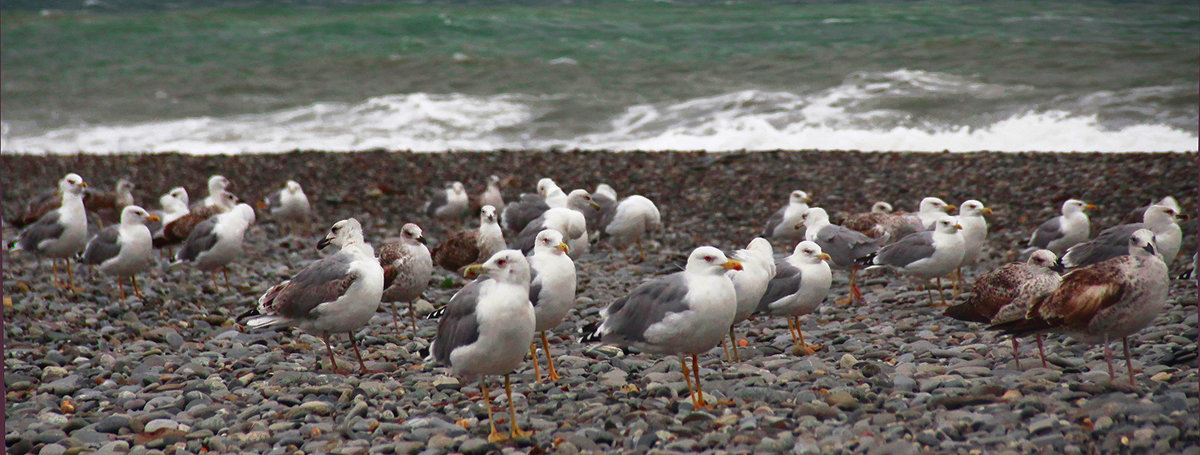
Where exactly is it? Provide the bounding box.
[1062,199,1095,214]
[871,201,894,214]
[1027,249,1058,269]
[801,207,830,226]
[688,246,742,275]
[568,189,600,210]
[475,249,531,284]
[920,197,956,214]
[209,175,229,191]
[449,181,466,195]
[116,179,135,193]
[60,173,87,195]
[535,229,569,255]
[480,205,498,224]
[933,215,963,234]
[1128,228,1159,258]
[488,175,501,186]
[319,218,364,251]
[121,205,158,226]
[790,190,811,205]
[1143,204,1181,226]
[793,240,831,264]
[285,180,302,193]
[537,178,560,197]
[960,200,991,216]
[169,187,189,205]
[401,223,425,245]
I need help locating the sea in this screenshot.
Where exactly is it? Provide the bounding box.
[2,0,1197,154]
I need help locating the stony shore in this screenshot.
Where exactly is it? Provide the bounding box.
[3,150,1198,455]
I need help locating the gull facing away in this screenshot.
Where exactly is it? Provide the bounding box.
[198,175,232,210]
[431,250,536,442]
[583,246,742,409]
[244,218,384,374]
[79,206,160,300]
[725,237,776,362]
[1061,204,1183,269]
[801,207,883,304]
[952,199,992,293]
[525,230,577,382]
[603,194,662,261]
[174,204,256,291]
[867,215,965,306]
[10,173,89,289]
[943,250,1061,368]
[755,241,832,356]
[761,190,811,247]
[426,181,470,220]
[1028,199,1095,256]
[264,180,311,237]
[378,223,433,338]
[432,205,506,273]
[991,229,1169,387]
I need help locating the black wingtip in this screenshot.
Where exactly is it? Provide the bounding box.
[236,307,261,321]
[578,321,602,343]
[942,302,991,324]
[1178,269,1194,280]
[855,252,877,267]
[1050,259,1066,274]
[427,306,447,320]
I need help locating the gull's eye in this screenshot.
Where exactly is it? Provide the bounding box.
[704,256,713,262]
[497,259,507,266]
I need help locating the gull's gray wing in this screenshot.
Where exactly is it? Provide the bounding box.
[258,253,357,320]
[432,277,491,365]
[15,210,65,252]
[516,214,548,254]
[875,231,937,268]
[502,194,549,232]
[761,206,786,237]
[176,217,220,262]
[425,189,449,217]
[600,273,690,345]
[1061,223,1142,268]
[816,225,881,268]
[1029,217,1064,249]
[80,226,122,265]
[528,266,544,307]
[756,258,802,313]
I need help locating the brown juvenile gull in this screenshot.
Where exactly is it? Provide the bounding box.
[173,203,256,290]
[80,206,159,300]
[725,237,776,362]
[943,250,1061,368]
[432,205,506,273]
[525,230,576,382]
[378,223,432,338]
[1061,204,1182,268]
[431,250,536,442]
[1028,199,1095,256]
[991,229,1169,387]
[754,241,832,356]
[867,215,965,306]
[83,178,136,226]
[800,207,884,304]
[264,180,311,237]
[761,190,811,246]
[11,173,90,289]
[842,201,895,237]
[426,181,470,220]
[582,246,742,409]
[244,218,384,374]
[603,194,662,260]
[154,191,238,249]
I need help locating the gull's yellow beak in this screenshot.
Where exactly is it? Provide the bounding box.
[817,253,831,261]
[81,181,88,188]
[1085,204,1097,211]
[944,204,957,212]
[462,263,484,279]
[558,242,569,253]
[954,223,964,230]
[723,259,743,271]
[147,215,160,222]
[589,201,601,209]
[981,207,993,214]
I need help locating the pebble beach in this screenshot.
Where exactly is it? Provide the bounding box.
[3,150,1198,455]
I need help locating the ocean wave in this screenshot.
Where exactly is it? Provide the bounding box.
[3,70,1196,154]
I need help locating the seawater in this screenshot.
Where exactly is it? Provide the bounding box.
[2,0,1197,153]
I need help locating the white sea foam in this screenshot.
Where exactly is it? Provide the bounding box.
[3,70,1196,154]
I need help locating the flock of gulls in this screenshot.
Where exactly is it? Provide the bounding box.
[7,171,1189,443]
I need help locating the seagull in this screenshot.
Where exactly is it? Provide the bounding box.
[1121,195,1180,223]
[478,175,506,211]
[10,173,89,289]
[431,250,536,442]
[800,207,884,304]
[755,241,832,356]
[952,200,992,293]
[583,246,742,409]
[83,178,136,226]
[603,194,662,261]
[916,197,957,229]
[516,207,588,259]
[378,223,433,338]
[244,218,384,374]
[538,178,568,209]
[761,190,811,246]
[525,230,576,382]
[586,183,619,234]
[264,180,311,237]
[842,201,896,237]
[943,250,1061,368]
[174,203,256,290]
[158,187,191,227]
[154,191,239,250]
[1028,199,1095,256]
[868,215,965,306]
[198,175,232,209]
[79,205,159,300]
[991,229,1169,387]
[1061,204,1182,268]
[501,193,550,233]
[432,205,506,273]
[725,237,776,362]
[426,181,470,221]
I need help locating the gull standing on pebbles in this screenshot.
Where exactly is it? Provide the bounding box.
[755,241,832,356]
[198,175,232,209]
[1061,204,1182,268]
[174,203,256,290]
[430,250,536,442]
[1028,199,1095,256]
[432,205,506,273]
[952,200,992,293]
[944,250,1061,368]
[378,223,433,338]
[426,181,470,221]
[801,207,883,304]
[867,215,965,306]
[525,230,576,382]
[582,246,742,409]
[603,194,661,261]
[80,206,159,300]
[154,191,238,249]
[11,173,89,289]
[761,191,811,246]
[244,218,384,374]
[991,230,1168,387]
[264,180,311,237]
[725,237,776,362]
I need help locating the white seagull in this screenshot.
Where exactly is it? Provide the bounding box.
[801,207,884,304]
[426,181,470,220]
[1028,199,1095,256]
[952,199,992,292]
[725,237,776,362]
[11,173,89,289]
[1061,204,1182,268]
[174,203,256,290]
[79,205,159,300]
[526,230,577,382]
[603,194,662,260]
[761,190,811,246]
[869,215,965,306]
[244,218,385,374]
[755,241,833,356]
[265,180,311,236]
[199,175,232,209]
